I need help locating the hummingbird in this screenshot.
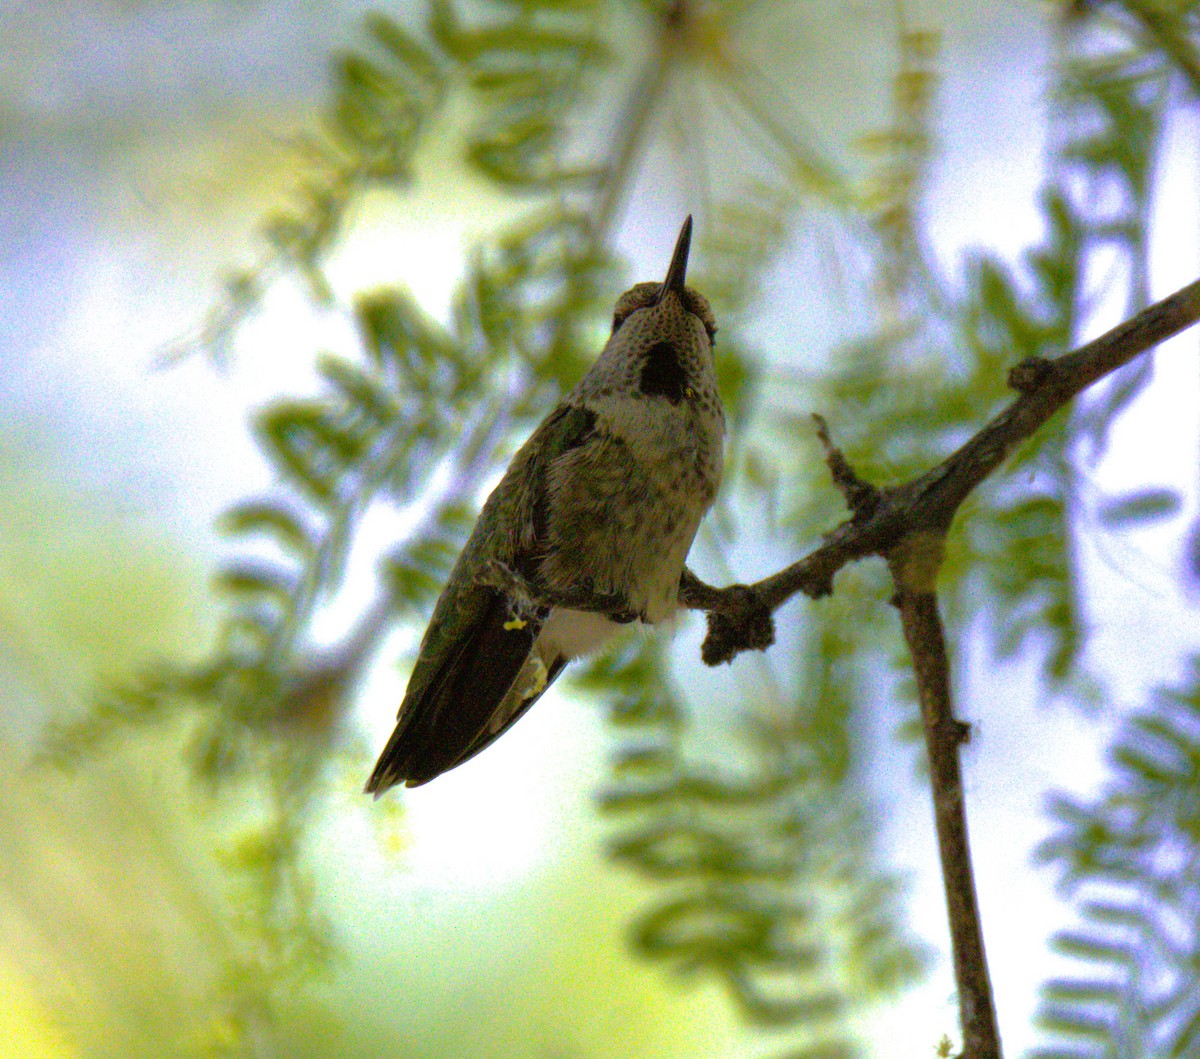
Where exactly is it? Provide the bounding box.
[366,216,723,793]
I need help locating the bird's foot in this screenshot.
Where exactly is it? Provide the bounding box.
[478,561,640,623]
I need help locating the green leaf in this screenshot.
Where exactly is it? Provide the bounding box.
[1036,661,1200,1056]
[256,402,348,504]
[364,13,445,95]
[1097,488,1182,526]
[355,289,465,382]
[316,353,399,426]
[212,560,298,608]
[218,499,317,556]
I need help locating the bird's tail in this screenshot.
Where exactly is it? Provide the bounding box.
[365,589,546,793]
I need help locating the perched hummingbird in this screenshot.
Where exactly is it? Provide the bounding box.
[366,216,723,793]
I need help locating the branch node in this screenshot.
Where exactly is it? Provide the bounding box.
[951,717,972,746]
[812,413,880,517]
[1006,355,1060,394]
[700,585,775,666]
[887,532,946,595]
[804,570,836,600]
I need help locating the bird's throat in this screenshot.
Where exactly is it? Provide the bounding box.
[639,340,687,403]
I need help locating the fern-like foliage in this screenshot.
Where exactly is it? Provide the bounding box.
[583,631,925,1059]
[50,1,925,1044]
[43,203,612,1023]
[1032,660,1200,1059]
[42,0,1199,1052]
[803,0,1177,692]
[1054,6,1171,432]
[1024,9,1200,1049]
[956,189,1087,686]
[190,0,608,361]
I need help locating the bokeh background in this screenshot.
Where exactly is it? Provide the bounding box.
[3,1,1200,1056]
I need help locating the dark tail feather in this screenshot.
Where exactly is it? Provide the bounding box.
[365,590,540,793]
[439,655,567,777]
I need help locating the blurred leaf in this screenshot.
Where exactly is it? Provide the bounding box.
[1034,661,1200,1057]
[1097,487,1182,527]
[218,499,319,557]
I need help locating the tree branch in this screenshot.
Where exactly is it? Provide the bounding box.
[679,275,1200,1058]
[683,274,1200,663]
[890,538,1000,1059]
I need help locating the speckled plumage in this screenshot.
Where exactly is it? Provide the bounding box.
[366,217,724,793]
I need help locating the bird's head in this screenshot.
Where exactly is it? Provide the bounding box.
[592,216,718,405]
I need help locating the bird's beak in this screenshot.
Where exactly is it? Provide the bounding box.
[656,215,692,304]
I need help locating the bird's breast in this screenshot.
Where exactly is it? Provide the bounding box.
[544,392,723,623]
[595,390,724,503]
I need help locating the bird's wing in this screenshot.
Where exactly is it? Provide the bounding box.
[365,403,598,794]
[506,403,599,566]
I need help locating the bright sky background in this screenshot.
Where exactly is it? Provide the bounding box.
[4,2,1200,1056]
